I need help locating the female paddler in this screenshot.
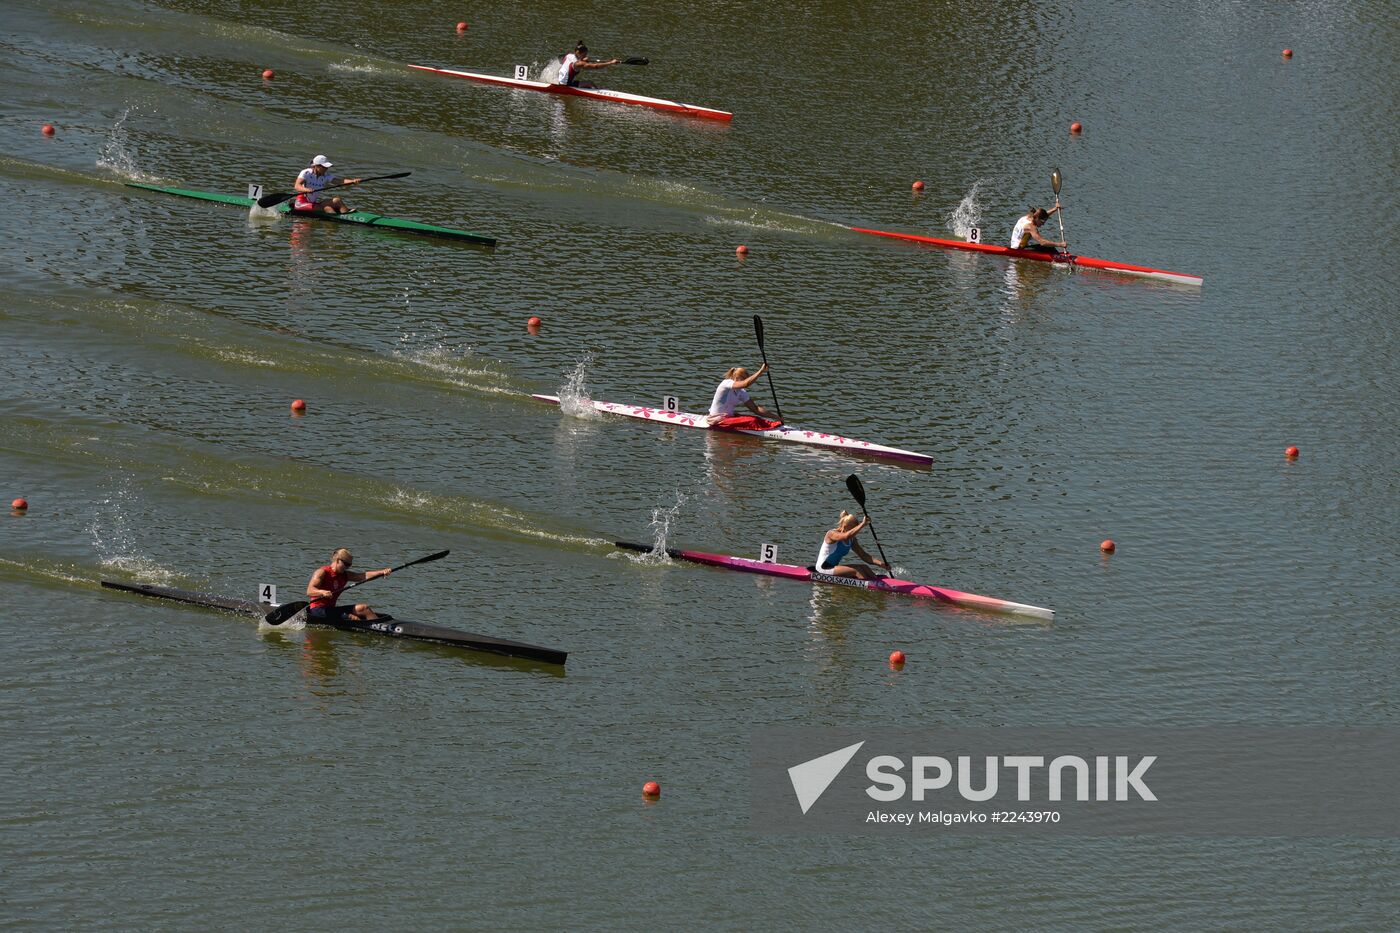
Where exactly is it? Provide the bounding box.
[305,548,391,622]
[814,511,887,580]
[1009,205,1065,254]
[293,155,361,215]
[705,363,780,429]
[556,42,620,88]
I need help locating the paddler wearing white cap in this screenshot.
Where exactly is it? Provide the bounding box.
[293,155,362,215]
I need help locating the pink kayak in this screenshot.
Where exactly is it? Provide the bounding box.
[615,541,1054,621]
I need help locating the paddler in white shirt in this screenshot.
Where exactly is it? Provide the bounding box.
[705,364,780,429]
[293,155,361,215]
[556,42,620,88]
[1009,205,1066,254]
[814,511,887,580]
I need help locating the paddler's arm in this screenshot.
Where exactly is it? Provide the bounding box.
[828,517,870,543]
[579,58,621,69]
[1029,225,1065,249]
[849,538,887,568]
[742,397,774,419]
[731,363,769,390]
[306,566,335,600]
[346,568,392,583]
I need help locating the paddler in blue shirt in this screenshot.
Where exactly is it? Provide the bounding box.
[814,511,887,579]
[556,42,620,88]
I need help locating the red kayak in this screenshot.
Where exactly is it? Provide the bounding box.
[850,225,1203,287]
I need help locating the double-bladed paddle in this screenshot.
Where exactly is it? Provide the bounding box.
[844,474,891,573]
[752,314,784,423]
[262,549,450,625]
[255,171,412,209]
[1051,167,1069,250]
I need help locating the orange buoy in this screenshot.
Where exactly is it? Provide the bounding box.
[456,21,469,32]
[527,315,542,331]
[911,180,924,192]
[1282,48,1293,58]
[642,781,661,799]
[1285,445,1299,459]
[11,497,28,511]
[735,244,749,256]
[42,124,55,136]
[290,399,306,413]
[889,650,906,667]
[1070,121,1083,134]
[1100,539,1116,554]
[262,68,275,80]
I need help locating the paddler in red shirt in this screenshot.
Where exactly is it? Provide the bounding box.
[306,548,391,621]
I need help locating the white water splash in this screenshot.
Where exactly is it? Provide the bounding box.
[947,179,991,239]
[537,57,562,83]
[89,479,176,583]
[641,489,689,559]
[96,107,162,182]
[557,355,600,419]
[259,612,306,632]
[329,60,387,75]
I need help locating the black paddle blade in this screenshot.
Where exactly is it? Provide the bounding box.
[845,474,867,506]
[622,57,649,65]
[1051,167,1064,195]
[396,549,449,571]
[753,314,766,347]
[263,600,308,626]
[256,190,295,208]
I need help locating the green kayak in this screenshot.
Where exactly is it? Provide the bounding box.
[125,182,496,246]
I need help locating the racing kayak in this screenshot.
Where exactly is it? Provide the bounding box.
[101,581,567,664]
[125,182,497,245]
[533,394,932,466]
[614,541,1054,621]
[407,64,733,122]
[849,225,1203,287]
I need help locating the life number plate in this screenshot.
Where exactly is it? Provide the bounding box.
[663,396,680,413]
[760,543,778,563]
[248,184,263,201]
[967,227,981,243]
[258,583,277,605]
[514,65,529,80]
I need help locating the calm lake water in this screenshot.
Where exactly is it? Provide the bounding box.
[3,0,1397,928]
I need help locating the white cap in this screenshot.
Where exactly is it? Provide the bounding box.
[311,155,333,168]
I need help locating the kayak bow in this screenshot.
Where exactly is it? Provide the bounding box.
[615,542,1054,621]
[850,225,1203,287]
[408,64,732,122]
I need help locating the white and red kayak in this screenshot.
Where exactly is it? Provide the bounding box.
[533,394,932,466]
[614,541,1054,621]
[850,225,1203,287]
[407,64,733,122]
